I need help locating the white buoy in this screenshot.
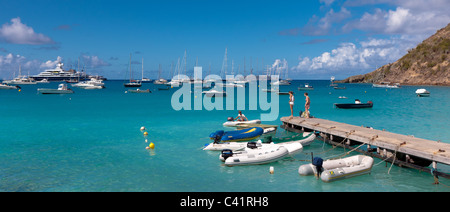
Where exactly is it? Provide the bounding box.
[269,166,274,174]
[140,126,146,131]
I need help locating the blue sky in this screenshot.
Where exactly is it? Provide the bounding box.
[0,0,449,80]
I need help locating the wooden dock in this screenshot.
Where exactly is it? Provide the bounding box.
[280,116,450,178]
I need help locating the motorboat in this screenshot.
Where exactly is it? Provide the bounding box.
[372,82,400,88]
[0,83,20,89]
[298,84,314,90]
[3,76,37,85]
[335,100,373,109]
[270,80,291,86]
[223,119,261,127]
[127,89,151,93]
[333,86,346,90]
[38,83,74,94]
[204,132,315,151]
[72,78,105,89]
[415,89,430,97]
[298,155,374,182]
[209,127,264,142]
[220,146,290,166]
[203,89,226,97]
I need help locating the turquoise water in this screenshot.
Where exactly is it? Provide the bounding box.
[0,80,449,192]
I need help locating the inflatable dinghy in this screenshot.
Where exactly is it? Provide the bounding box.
[223,119,261,127]
[298,155,374,182]
[209,127,264,142]
[220,146,290,166]
[204,132,313,151]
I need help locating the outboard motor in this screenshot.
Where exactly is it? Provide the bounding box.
[312,157,324,178]
[227,117,234,121]
[213,134,221,144]
[221,149,233,160]
[209,130,224,140]
[247,142,257,149]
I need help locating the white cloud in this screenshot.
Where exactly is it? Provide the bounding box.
[81,55,111,68]
[343,0,450,36]
[0,17,54,45]
[292,35,420,76]
[40,56,63,69]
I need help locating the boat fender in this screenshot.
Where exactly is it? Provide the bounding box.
[221,149,233,160]
[247,142,258,149]
[312,157,324,176]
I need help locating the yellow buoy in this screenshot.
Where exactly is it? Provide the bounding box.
[149,142,155,149]
[143,131,149,136]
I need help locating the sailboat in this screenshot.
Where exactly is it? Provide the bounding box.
[153,64,168,84]
[124,54,142,87]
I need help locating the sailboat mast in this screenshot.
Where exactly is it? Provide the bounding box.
[142,57,144,81]
[129,53,132,83]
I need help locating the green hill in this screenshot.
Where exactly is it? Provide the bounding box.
[338,23,450,86]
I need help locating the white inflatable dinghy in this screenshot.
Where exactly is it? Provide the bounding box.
[220,146,290,166]
[298,155,374,182]
[223,119,261,127]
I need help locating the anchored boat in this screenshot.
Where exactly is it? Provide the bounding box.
[415,88,430,97]
[209,127,264,142]
[220,145,290,166]
[223,119,261,127]
[335,100,373,109]
[38,84,74,94]
[298,155,374,182]
[204,132,315,151]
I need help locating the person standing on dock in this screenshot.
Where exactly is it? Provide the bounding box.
[289,91,294,117]
[304,92,310,118]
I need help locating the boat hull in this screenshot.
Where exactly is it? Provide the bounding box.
[37,89,74,94]
[334,103,373,109]
[223,119,261,127]
[222,146,289,166]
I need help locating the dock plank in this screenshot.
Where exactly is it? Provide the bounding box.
[281,116,450,165]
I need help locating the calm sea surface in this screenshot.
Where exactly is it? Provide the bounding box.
[0,80,449,191]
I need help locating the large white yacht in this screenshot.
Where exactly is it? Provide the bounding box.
[31,63,106,82]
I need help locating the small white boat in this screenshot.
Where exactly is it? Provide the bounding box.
[298,83,314,90]
[270,80,291,86]
[127,89,151,93]
[72,78,105,89]
[38,84,74,94]
[223,119,261,127]
[220,146,290,166]
[0,83,20,89]
[372,82,400,88]
[415,88,430,97]
[203,89,226,97]
[298,155,374,182]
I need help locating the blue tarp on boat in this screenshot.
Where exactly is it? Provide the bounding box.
[210,127,264,142]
